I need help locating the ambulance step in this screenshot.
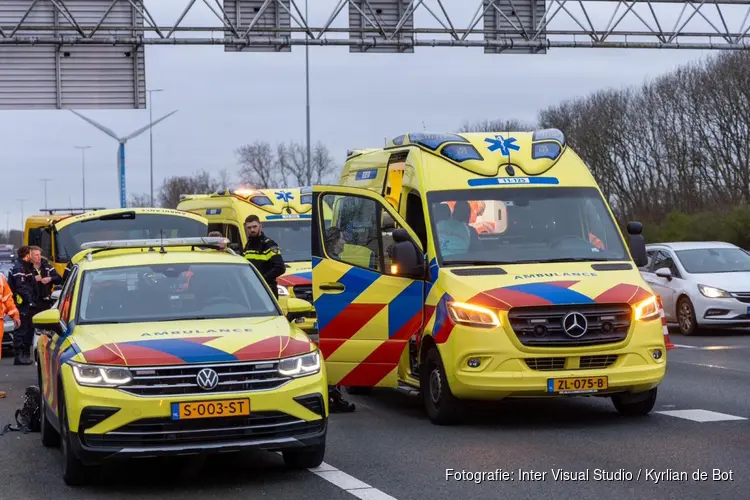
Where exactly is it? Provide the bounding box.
[396,382,420,397]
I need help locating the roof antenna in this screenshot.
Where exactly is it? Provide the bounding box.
[159,229,166,254]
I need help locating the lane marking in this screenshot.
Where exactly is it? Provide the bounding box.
[669,360,750,374]
[656,409,747,422]
[673,344,748,350]
[309,462,398,500]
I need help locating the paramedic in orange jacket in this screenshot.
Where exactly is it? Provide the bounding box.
[0,273,21,398]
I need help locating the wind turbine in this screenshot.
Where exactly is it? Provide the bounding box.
[70,109,178,208]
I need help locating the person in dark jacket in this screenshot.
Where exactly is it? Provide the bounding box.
[8,246,39,365]
[29,246,62,309]
[323,227,356,413]
[242,215,286,298]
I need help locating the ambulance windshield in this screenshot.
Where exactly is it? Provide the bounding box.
[427,187,628,266]
[260,221,311,263]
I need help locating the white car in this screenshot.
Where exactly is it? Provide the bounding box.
[640,241,750,335]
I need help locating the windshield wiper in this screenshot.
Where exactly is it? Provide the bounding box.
[541,257,614,263]
[444,260,516,266]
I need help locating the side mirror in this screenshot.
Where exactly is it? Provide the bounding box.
[655,267,673,280]
[285,297,312,322]
[626,221,648,268]
[33,308,62,335]
[390,229,424,278]
[50,290,61,302]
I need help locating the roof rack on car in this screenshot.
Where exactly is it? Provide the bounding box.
[79,237,231,259]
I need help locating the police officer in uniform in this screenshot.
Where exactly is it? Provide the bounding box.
[8,246,38,365]
[242,215,285,298]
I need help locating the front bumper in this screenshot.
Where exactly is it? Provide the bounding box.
[60,364,328,466]
[693,294,750,328]
[440,317,667,400]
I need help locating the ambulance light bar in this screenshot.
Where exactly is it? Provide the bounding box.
[80,237,229,251]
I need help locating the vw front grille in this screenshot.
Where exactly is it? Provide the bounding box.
[122,360,291,397]
[508,304,632,347]
[81,411,325,449]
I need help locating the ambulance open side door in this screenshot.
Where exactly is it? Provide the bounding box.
[312,185,425,388]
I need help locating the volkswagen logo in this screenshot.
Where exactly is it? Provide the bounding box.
[562,312,588,338]
[196,368,219,390]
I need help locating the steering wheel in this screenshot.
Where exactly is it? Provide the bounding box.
[548,235,589,248]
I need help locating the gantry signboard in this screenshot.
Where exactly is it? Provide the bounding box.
[0,0,146,110]
[1,0,750,109]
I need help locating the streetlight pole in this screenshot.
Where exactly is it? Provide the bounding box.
[75,146,91,208]
[16,198,27,229]
[148,88,163,206]
[39,178,52,210]
[305,0,311,176]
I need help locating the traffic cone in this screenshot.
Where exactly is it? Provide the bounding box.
[656,295,674,350]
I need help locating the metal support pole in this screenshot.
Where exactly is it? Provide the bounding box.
[16,199,26,229]
[39,178,52,210]
[305,0,311,177]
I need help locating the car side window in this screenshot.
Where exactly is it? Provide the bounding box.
[641,250,656,271]
[652,250,680,278]
[323,194,382,272]
[58,266,79,324]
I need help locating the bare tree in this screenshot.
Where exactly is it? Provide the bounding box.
[459,118,536,133]
[236,141,281,188]
[128,193,151,207]
[158,170,221,208]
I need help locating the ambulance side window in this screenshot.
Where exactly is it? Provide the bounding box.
[28,228,42,247]
[323,194,381,272]
[40,228,53,259]
[404,191,427,249]
[208,223,242,246]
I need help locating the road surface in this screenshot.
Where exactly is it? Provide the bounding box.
[1,331,747,500]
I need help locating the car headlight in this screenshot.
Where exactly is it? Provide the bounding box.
[70,362,133,387]
[278,350,320,377]
[634,295,660,321]
[698,284,730,299]
[447,301,500,328]
[278,285,290,296]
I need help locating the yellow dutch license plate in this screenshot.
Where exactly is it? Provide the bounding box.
[170,399,250,420]
[547,376,608,394]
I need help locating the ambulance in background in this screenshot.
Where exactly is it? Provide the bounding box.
[177,187,321,336]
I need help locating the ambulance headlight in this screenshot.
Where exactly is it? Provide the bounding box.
[277,285,289,296]
[634,295,659,321]
[447,301,500,328]
[70,362,133,387]
[278,351,320,377]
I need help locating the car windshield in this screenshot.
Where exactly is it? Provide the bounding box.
[675,248,750,274]
[426,187,629,266]
[260,221,311,262]
[78,263,278,324]
[55,214,207,262]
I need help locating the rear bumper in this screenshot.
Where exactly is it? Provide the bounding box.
[69,418,327,466]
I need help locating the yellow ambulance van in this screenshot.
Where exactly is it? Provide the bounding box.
[177,187,319,335]
[312,130,666,424]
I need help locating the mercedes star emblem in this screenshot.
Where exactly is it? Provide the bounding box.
[562,312,588,338]
[196,368,220,390]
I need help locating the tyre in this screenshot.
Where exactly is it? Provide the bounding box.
[420,347,462,425]
[38,370,60,448]
[345,386,372,396]
[58,389,89,486]
[677,296,699,336]
[282,442,326,469]
[612,387,658,416]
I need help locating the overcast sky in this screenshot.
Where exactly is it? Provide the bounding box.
[0,0,732,232]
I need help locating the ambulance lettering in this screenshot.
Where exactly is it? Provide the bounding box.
[513,272,598,280]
